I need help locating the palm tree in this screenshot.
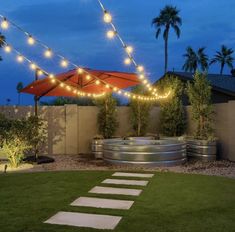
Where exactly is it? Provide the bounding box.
[210,45,234,75]
[182,46,208,72]
[152,5,182,74]
[16,82,24,105]
[0,33,6,61]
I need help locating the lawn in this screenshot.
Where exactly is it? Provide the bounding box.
[0,171,234,232]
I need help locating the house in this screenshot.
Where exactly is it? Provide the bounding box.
[156,71,235,104]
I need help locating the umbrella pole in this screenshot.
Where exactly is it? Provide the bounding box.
[34,69,39,116]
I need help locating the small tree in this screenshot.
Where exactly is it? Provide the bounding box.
[24,116,47,160]
[157,75,186,136]
[129,85,152,136]
[187,71,214,140]
[95,94,119,139]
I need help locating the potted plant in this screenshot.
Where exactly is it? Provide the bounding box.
[128,85,153,140]
[186,71,217,160]
[157,75,186,139]
[93,94,119,158]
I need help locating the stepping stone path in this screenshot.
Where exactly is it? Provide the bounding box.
[102,178,149,186]
[45,211,122,230]
[89,186,142,196]
[44,172,154,230]
[71,197,134,210]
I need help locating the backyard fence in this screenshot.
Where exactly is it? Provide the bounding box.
[0,101,235,161]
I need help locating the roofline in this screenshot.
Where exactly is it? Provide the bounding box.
[157,71,235,97]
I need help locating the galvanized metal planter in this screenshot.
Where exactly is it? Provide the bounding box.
[187,139,217,161]
[91,139,104,159]
[103,139,187,167]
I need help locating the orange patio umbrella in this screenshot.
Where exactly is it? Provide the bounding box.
[21,68,140,98]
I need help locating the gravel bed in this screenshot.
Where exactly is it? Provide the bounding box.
[7,154,233,179]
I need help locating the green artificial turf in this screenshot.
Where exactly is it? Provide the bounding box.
[0,171,234,232]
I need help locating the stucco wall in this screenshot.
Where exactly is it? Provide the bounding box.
[0,102,235,161]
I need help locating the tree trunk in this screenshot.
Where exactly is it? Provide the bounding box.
[220,63,225,75]
[164,29,169,74]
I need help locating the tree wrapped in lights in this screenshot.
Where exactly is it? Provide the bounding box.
[157,75,186,137]
[95,94,119,139]
[129,85,152,136]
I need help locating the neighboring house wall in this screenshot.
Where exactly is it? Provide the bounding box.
[0,102,235,161]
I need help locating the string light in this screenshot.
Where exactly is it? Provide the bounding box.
[124,57,131,65]
[30,63,37,70]
[0,15,169,101]
[125,46,133,54]
[137,65,144,72]
[37,69,44,76]
[103,11,112,23]
[95,80,100,85]
[4,45,12,53]
[106,30,116,39]
[77,68,84,74]
[60,59,68,68]
[0,18,9,29]
[86,74,91,80]
[17,55,24,63]
[44,49,52,58]
[105,84,110,89]
[27,36,35,45]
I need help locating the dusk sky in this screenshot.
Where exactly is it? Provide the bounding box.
[0,0,235,105]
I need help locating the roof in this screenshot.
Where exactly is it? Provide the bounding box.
[160,71,235,97]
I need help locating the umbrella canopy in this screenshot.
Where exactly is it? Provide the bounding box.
[21,68,140,98]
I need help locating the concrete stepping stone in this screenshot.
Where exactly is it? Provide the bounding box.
[71,197,134,210]
[102,178,148,186]
[45,211,122,230]
[89,186,142,196]
[112,172,154,178]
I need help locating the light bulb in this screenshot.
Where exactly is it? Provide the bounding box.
[139,74,145,80]
[37,69,43,76]
[27,36,35,45]
[95,80,100,85]
[4,45,11,53]
[103,11,112,23]
[66,86,71,91]
[60,59,68,68]
[106,30,116,39]
[125,46,133,53]
[105,84,110,89]
[143,79,148,84]
[118,90,122,95]
[124,57,131,65]
[1,18,9,29]
[51,78,56,83]
[16,55,24,63]
[86,75,91,80]
[77,68,83,74]
[137,65,144,72]
[49,74,54,79]
[44,49,52,58]
[60,83,64,87]
[30,63,37,70]
[113,87,118,92]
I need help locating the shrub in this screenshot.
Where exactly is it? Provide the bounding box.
[157,75,186,136]
[95,94,119,139]
[0,114,31,167]
[187,71,214,140]
[129,85,152,136]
